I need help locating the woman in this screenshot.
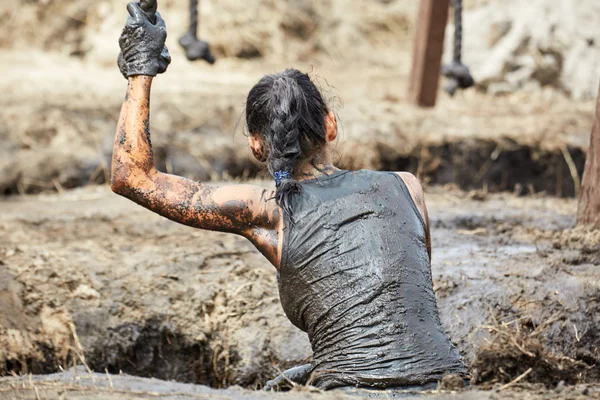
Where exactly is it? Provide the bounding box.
[113,2,467,392]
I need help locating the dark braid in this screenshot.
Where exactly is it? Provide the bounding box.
[246,69,329,216]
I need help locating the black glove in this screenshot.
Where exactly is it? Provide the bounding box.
[117,2,171,78]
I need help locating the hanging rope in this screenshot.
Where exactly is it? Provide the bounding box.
[452,0,463,64]
[441,0,474,96]
[178,0,216,64]
[139,0,157,22]
[188,0,198,35]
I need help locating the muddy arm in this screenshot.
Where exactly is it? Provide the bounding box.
[111,77,280,251]
[396,172,432,260]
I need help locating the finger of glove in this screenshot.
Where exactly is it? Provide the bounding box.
[154,11,166,29]
[119,23,136,49]
[157,46,171,74]
[119,30,145,57]
[117,52,128,79]
[160,46,171,63]
[126,2,145,25]
[151,13,168,42]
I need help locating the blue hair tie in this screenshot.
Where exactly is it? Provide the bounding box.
[274,170,291,186]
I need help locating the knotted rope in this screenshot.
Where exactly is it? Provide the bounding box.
[442,0,475,96]
[179,0,216,64]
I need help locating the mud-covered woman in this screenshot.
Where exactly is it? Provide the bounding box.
[112,2,468,393]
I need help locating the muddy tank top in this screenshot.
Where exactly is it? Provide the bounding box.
[278,170,466,389]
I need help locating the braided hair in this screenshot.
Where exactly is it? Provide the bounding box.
[246,69,329,216]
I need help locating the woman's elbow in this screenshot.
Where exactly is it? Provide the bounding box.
[110,172,130,196]
[110,167,155,201]
[110,165,136,196]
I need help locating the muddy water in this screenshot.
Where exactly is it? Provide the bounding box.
[1,366,598,400]
[1,366,598,399]
[0,185,598,396]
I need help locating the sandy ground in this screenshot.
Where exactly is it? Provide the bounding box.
[1,184,599,398]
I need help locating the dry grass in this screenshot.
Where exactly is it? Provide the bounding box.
[472,314,599,389]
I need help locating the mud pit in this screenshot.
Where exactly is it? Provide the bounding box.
[1,368,599,400]
[1,0,600,398]
[1,185,599,399]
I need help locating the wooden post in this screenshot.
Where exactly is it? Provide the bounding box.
[578,82,600,228]
[408,0,450,107]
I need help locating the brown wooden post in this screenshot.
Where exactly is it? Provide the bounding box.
[408,0,450,107]
[578,82,600,228]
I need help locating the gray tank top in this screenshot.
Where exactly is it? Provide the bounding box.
[278,170,466,389]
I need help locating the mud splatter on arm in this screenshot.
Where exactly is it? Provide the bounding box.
[111,76,281,264]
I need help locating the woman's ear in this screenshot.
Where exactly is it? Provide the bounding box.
[248,134,267,162]
[325,111,337,143]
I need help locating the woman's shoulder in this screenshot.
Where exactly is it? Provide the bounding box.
[392,171,423,192]
[355,169,422,188]
[390,171,427,225]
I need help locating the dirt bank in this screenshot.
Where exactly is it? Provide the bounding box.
[1,185,598,393]
[0,50,593,197]
[0,0,596,196]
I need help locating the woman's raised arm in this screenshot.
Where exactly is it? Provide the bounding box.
[111,2,281,266]
[111,77,281,264]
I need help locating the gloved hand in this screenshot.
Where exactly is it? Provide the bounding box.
[117,2,171,79]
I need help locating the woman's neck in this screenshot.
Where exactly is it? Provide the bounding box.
[294,153,340,181]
